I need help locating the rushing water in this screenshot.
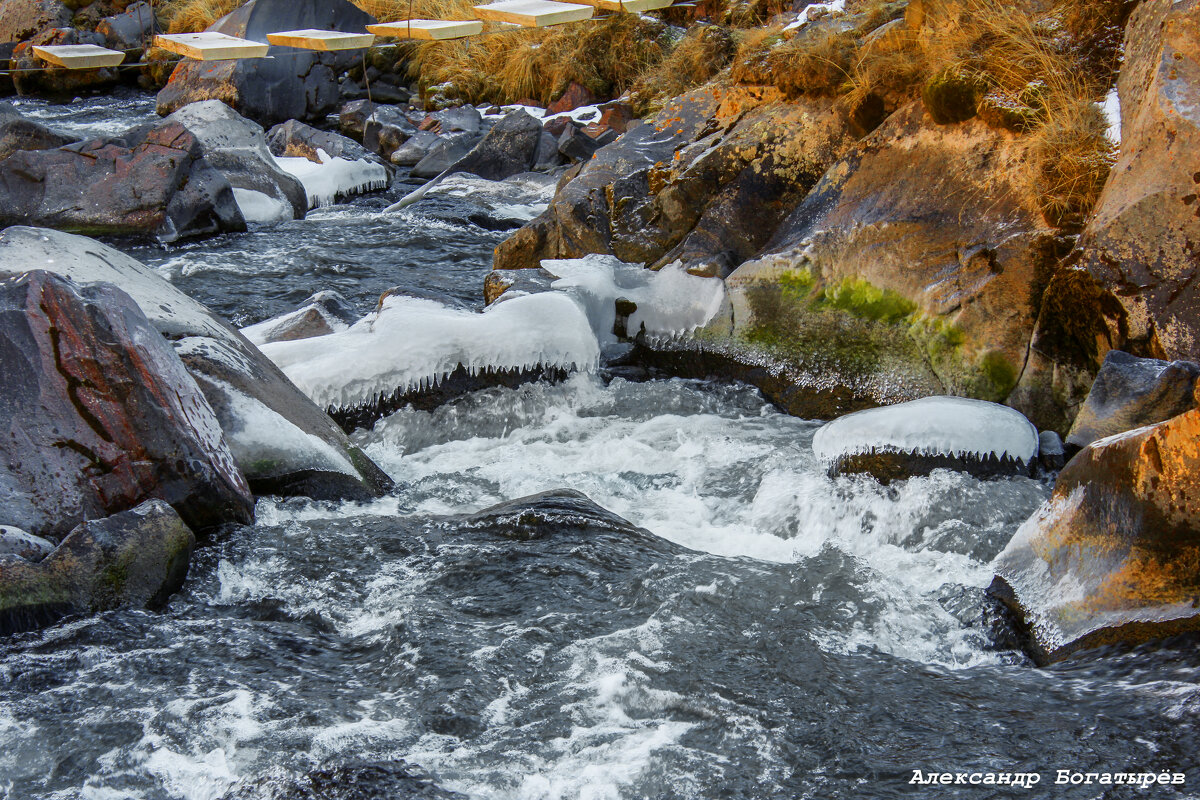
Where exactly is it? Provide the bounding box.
[3,95,1200,800]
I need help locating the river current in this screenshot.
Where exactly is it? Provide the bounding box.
[2,93,1199,800]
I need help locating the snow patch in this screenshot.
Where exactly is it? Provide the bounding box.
[232,188,293,225]
[258,292,600,412]
[1101,86,1121,144]
[812,396,1039,464]
[784,0,846,30]
[273,149,389,209]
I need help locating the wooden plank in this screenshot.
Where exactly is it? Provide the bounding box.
[154,32,269,61]
[266,29,376,51]
[472,0,594,27]
[570,0,673,10]
[32,44,126,69]
[367,19,484,40]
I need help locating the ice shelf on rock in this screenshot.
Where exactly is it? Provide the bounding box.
[539,254,726,344]
[812,396,1040,464]
[257,292,600,412]
[241,293,354,347]
[232,188,294,225]
[273,149,390,209]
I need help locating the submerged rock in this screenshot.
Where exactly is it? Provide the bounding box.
[0,269,253,538]
[0,500,195,636]
[1075,0,1200,364]
[1065,350,1200,452]
[812,397,1040,482]
[455,489,645,541]
[166,100,307,222]
[992,405,1200,664]
[0,227,393,503]
[155,0,375,127]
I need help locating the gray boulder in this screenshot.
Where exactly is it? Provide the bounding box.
[156,0,376,127]
[0,227,394,502]
[411,132,479,179]
[0,526,53,562]
[166,100,307,221]
[0,500,195,635]
[388,129,440,167]
[1065,350,1200,451]
[443,110,542,182]
[0,269,254,539]
[267,118,383,166]
[0,102,77,160]
[96,1,158,53]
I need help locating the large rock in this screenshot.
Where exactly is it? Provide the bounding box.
[0,270,253,539]
[0,227,393,502]
[166,100,307,221]
[0,101,77,160]
[266,118,382,166]
[155,0,376,127]
[0,0,71,43]
[1065,350,1200,451]
[0,500,195,635]
[494,85,854,280]
[991,405,1200,663]
[721,102,1060,419]
[442,109,542,182]
[0,120,246,242]
[410,132,479,180]
[1074,0,1200,362]
[10,27,120,97]
[96,1,157,52]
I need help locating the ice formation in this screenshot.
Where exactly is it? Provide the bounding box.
[232,188,294,225]
[273,149,390,209]
[812,396,1039,465]
[540,254,727,343]
[1100,87,1121,145]
[257,292,600,412]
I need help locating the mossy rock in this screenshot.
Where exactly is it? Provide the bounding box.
[922,66,988,125]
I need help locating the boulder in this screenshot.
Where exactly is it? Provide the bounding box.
[266,118,382,166]
[10,27,120,97]
[722,102,1060,419]
[363,108,416,162]
[241,290,358,346]
[0,500,195,635]
[812,396,1040,482]
[0,102,77,160]
[556,124,606,163]
[339,99,404,141]
[1074,0,1200,362]
[494,85,854,280]
[156,0,376,127]
[1066,350,1200,451]
[0,120,245,241]
[166,100,307,221]
[532,129,563,172]
[0,270,254,539]
[410,132,479,180]
[0,526,53,561]
[0,0,71,43]
[417,105,482,136]
[991,405,1200,664]
[0,227,394,502]
[441,109,542,182]
[546,81,599,115]
[388,129,439,167]
[96,0,157,52]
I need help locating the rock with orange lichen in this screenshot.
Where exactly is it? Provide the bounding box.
[990,406,1200,664]
[492,85,854,280]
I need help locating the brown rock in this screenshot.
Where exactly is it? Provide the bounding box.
[992,405,1200,664]
[0,270,254,540]
[1075,0,1200,362]
[10,28,121,97]
[0,0,71,43]
[546,81,599,115]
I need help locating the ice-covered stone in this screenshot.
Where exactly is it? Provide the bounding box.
[812,397,1039,481]
[241,290,358,346]
[273,149,389,209]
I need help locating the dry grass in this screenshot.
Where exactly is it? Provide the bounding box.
[159,0,246,33]
[630,24,737,115]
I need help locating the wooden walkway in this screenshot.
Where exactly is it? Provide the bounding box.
[35,0,680,69]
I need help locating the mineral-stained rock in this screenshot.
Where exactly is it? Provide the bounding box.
[1074,0,1200,363]
[10,27,120,97]
[1066,350,1200,451]
[0,269,253,539]
[494,85,854,279]
[155,0,376,127]
[0,0,71,44]
[0,120,246,241]
[991,405,1200,664]
[0,227,394,502]
[0,500,195,635]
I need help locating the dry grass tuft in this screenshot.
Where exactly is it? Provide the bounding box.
[630,24,737,115]
[159,0,246,33]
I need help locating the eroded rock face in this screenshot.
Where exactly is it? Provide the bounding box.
[992,406,1200,664]
[1066,350,1200,451]
[0,227,393,502]
[0,120,246,242]
[166,100,307,221]
[725,102,1060,419]
[155,0,376,127]
[494,85,855,279]
[1075,0,1200,362]
[0,500,195,635]
[0,270,253,539]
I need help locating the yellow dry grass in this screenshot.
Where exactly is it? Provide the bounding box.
[630,24,737,115]
[159,0,246,33]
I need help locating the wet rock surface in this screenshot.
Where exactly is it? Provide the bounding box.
[267,118,382,166]
[0,269,253,538]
